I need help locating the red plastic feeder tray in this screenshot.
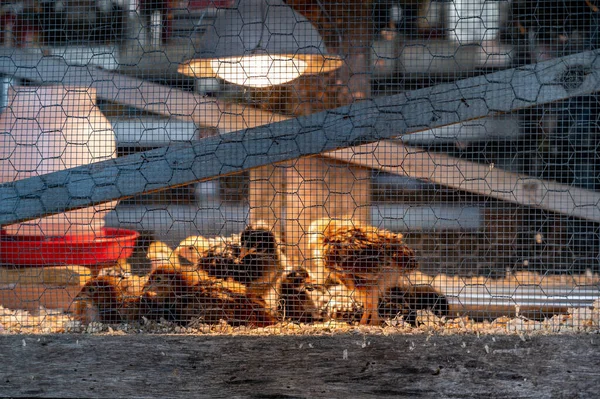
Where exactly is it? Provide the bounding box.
[0,227,140,266]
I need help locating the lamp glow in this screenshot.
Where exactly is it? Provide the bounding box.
[178,0,342,88]
[211,55,308,88]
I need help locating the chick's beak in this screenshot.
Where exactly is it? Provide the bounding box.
[238,247,258,259]
[304,274,316,291]
[72,295,87,302]
[143,282,156,293]
[142,290,157,299]
[73,287,91,301]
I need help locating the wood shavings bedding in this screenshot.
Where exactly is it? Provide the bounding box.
[0,300,597,335]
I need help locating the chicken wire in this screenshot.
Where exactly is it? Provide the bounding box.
[0,0,598,334]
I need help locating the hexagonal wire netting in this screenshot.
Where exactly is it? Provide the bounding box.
[0,0,598,334]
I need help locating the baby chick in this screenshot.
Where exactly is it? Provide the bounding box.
[238,222,288,298]
[175,222,287,295]
[197,278,277,327]
[175,234,243,281]
[146,241,181,272]
[307,217,419,325]
[143,262,276,327]
[311,283,363,323]
[378,285,449,325]
[142,262,210,325]
[73,275,146,324]
[274,267,319,324]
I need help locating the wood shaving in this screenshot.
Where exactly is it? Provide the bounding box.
[0,304,597,336]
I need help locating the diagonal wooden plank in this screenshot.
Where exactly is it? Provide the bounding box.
[328,140,600,223]
[0,49,599,226]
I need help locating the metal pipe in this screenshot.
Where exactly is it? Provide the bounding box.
[443,284,599,319]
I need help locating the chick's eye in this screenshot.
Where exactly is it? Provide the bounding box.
[87,287,96,294]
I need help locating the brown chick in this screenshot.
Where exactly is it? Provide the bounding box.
[238,222,288,301]
[307,217,419,326]
[175,234,243,281]
[144,262,208,298]
[196,278,277,327]
[143,262,276,327]
[142,262,210,325]
[175,222,287,293]
[274,267,320,324]
[73,275,146,324]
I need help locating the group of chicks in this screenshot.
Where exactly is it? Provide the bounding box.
[74,218,447,327]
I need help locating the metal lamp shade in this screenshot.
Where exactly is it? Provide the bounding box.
[178,0,342,87]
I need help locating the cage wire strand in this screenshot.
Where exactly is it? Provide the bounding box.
[0,0,598,334]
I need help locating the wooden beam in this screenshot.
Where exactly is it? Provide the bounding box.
[327,140,600,223]
[0,285,83,312]
[0,266,92,286]
[0,335,598,398]
[0,49,599,226]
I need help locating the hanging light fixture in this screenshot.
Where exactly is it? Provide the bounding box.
[178,0,343,88]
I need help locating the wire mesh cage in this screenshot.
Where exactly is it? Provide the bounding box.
[0,0,598,335]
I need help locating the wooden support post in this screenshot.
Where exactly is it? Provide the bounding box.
[248,164,285,236]
[249,157,371,280]
[284,157,371,282]
[248,0,375,280]
[249,157,371,282]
